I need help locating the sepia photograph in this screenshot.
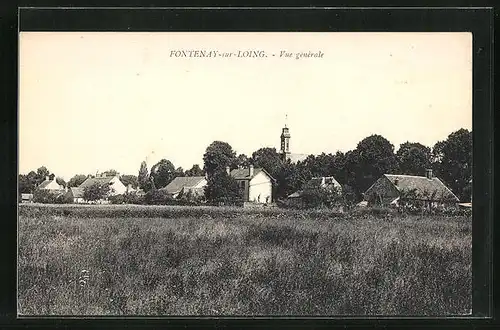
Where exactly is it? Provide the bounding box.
[18,31,473,316]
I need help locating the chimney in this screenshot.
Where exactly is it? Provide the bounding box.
[226,166,230,175]
[45,176,49,181]
[425,169,433,179]
[249,165,254,177]
[394,178,399,186]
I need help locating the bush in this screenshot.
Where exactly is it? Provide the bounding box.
[108,194,126,205]
[145,189,174,205]
[109,193,146,205]
[32,190,69,204]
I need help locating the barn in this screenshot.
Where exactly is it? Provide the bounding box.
[363,169,459,208]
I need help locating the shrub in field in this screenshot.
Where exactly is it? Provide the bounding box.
[145,189,174,205]
[301,186,342,209]
[32,190,69,204]
[83,182,111,202]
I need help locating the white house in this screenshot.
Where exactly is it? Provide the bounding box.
[229,165,275,204]
[38,176,64,191]
[78,174,127,196]
[162,176,207,198]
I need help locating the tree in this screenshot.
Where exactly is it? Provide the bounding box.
[138,161,151,191]
[68,174,88,187]
[102,169,119,177]
[175,167,185,178]
[36,166,51,185]
[352,134,398,195]
[236,154,251,168]
[341,184,357,208]
[83,182,111,202]
[432,129,472,201]
[56,177,67,188]
[150,159,176,189]
[19,171,39,193]
[301,185,342,209]
[204,171,241,205]
[185,164,204,177]
[396,142,432,176]
[18,175,30,194]
[120,174,139,189]
[251,147,282,179]
[275,160,312,200]
[302,153,338,178]
[203,141,237,177]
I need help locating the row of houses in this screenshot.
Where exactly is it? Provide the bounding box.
[286,168,465,209]
[21,174,138,204]
[20,124,468,208]
[21,166,466,209]
[20,164,276,206]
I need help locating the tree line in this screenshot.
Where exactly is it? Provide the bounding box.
[19,128,472,203]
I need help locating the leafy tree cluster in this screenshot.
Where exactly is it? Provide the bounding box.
[200,128,472,205]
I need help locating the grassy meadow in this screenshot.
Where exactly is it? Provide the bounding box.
[18,204,472,316]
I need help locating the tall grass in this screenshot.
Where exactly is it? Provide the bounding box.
[18,205,471,316]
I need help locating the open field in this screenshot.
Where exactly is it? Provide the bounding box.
[18,204,472,316]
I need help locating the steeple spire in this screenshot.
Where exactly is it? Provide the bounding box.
[280,116,291,157]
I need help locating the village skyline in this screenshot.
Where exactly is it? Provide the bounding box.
[19,32,472,180]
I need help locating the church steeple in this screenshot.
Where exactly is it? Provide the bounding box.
[280,115,291,157]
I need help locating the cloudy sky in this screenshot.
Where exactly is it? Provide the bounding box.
[19,32,472,180]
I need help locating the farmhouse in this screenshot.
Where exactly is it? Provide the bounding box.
[229,165,275,204]
[65,187,85,204]
[162,176,207,198]
[363,169,459,208]
[78,174,127,196]
[38,176,64,191]
[287,176,343,207]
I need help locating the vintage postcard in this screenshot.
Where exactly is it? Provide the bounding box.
[18,31,472,316]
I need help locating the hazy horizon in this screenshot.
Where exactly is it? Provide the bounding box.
[19,32,472,180]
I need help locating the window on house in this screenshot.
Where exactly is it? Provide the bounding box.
[240,181,245,188]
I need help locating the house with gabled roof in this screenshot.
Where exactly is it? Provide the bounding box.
[162,176,207,199]
[78,174,127,197]
[228,165,275,204]
[65,187,85,204]
[38,176,64,191]
[363,169,459,208]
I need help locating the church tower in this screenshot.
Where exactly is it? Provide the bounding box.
[280,116,291,161]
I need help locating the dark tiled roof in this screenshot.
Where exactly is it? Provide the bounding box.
[384,174,459,201]
[79,176,115,189]
[67,187,84,198]
[162,176,206,194]
[230,167,275,182]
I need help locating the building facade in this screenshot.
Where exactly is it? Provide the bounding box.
[229,165,274,204]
